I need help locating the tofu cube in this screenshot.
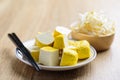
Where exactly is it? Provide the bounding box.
[35,32,54,48]
[28,46,40,62]
[39,46,59,66]
[76,40,91,59]
[68,40,91,59]
[53,35,68,49]
[60,48,78,66]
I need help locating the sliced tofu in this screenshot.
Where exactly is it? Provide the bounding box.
[35,32,54,48]
[53,26,71,38]
[39,46,59,66]
[28,46,40,62]
[68,40,91,59]
[76,40,91,59]
[60,48,78,66]
[68,40,76,46]
[67,45,77,51]
[53,35,68,49]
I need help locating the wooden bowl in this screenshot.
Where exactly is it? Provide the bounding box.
[71,31,115,52]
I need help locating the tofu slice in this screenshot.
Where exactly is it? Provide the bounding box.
[28,46,40,62]
[35,32,54,48]
[68,40,76,46]
[39,46,59,66]
[53,26,71,38]
[76,40,91,59]
[68,40,91,59]
[53,35,68,49]
[60,48,78,66]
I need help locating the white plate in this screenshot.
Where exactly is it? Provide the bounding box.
[16,39,97,71]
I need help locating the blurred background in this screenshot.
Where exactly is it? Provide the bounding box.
[0,0,119,41]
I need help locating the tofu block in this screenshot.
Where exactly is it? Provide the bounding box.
[35,32,54,48]
[28,46,40,62]
[68,40,91,59]
[76,40,91,59]
[60,48,78,66]
[53,35,68,49]
[39,46,59,66]
[67,46,77,51]
[53,26,71,38]
[68,40,76,46]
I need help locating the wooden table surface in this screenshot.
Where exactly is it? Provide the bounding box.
[0,0,120,80]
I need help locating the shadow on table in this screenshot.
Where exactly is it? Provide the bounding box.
[11,57,35,80]
[31,65,89,80]
[11,57,90,80]
[2,48,34,80]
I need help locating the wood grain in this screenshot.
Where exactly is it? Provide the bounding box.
[0,0,120,80]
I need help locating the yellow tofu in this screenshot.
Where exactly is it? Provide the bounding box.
[53,35,68,49]
[35,32,54,48]
[39,46,59,66]
[28,46,40,62]
[76,40,91,59]
[53,26,71,38]
[68,40,91,59]
[60,48,78,66]
[53,29,61,38]
[68,40,76,46]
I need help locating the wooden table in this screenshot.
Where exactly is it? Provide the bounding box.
[0,0,120,80]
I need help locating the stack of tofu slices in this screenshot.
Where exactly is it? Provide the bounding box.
[28,26,91,66]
